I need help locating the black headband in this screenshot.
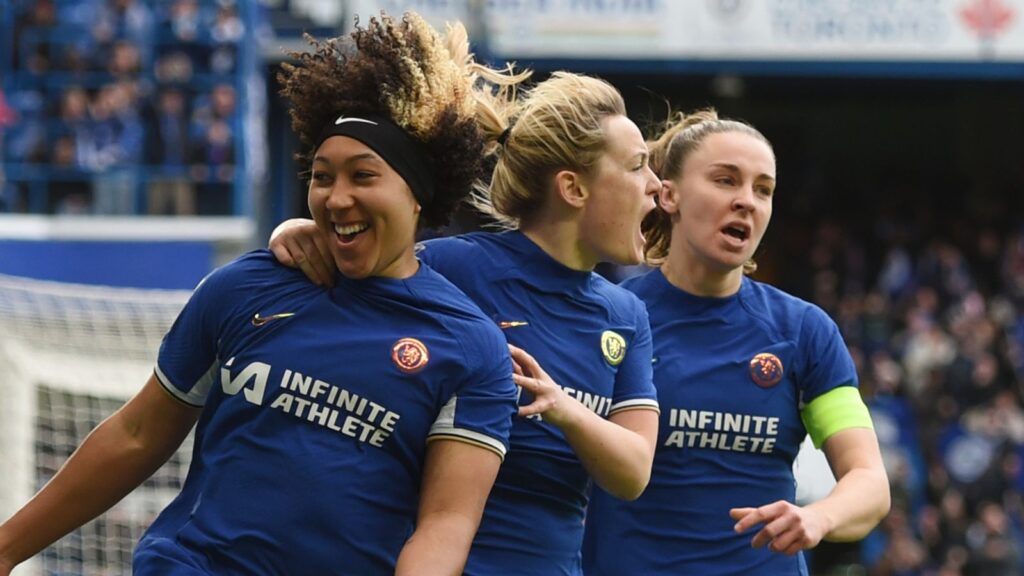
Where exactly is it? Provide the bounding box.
[314,113,435,204]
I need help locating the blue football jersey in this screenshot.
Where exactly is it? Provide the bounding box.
[583,269,857,576]
[420,231,658,576]
[134,250,517,576]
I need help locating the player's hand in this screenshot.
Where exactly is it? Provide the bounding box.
[509,345,573,428]
[269,218,336,287]
[730,501,830,555]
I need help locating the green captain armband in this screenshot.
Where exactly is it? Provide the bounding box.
[800,386,873,448]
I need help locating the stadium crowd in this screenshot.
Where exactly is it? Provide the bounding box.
[3,0,245,214]
[770,214,1024,575]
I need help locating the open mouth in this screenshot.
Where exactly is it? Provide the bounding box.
[641,209,660,238]
[334,222,370,243]
[722,224,750,242]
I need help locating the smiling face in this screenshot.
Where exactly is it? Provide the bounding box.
[307,135,421,280]
[577,115,661,266]
[663,131,776,287]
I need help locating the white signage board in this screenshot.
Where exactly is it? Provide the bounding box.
[347,0,1024,62]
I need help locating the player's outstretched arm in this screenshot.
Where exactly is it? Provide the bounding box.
[808,427,890,540]
[269,218,335,287]
[395,440,502,576]
[0,374,200,571]
[511,345,657,501]
[729,427,890,555]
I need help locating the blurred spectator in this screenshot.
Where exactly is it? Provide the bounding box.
[917,240,974,310]
[80,82,143,214]
[209,2,244,74]
[107,40,143,78]
[863,292,894,357]
[973,228,1004,298]
[963,502,1022,575]
[165,0,201,43]
[92,0,154,48]
[48,135,91,214]
[0,91,16,126]
[189,118,233,215]
[878,244,915,300]
[1003,229,1024,300]
[185,82,236,214]
[0,90,20,212]
[13,0,57,76]
[159,0,210,70]
[59,44,93,76]
[4,89,46,164]
[190,82,236,130]
[938,489,971,556]
[145,87,194,215]
[58,85,90,135]
[871,507,928,575]
[154,51,195,84]
[901,312,956,399]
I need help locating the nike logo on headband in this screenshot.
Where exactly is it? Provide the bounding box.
[335,115,379,126]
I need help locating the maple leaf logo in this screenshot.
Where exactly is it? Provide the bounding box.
[961,0,1015,38]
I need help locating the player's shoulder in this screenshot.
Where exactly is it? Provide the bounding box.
[408,262,478,308]
[418,232,492,258]
[411,267,509,375]
[742,277,823,314]
[589,271,649,324]
[191,250,320,323]
[419,231,512,264]
[196,249,301,293]
[618,267,660,297]
[739,277,834,336]
[408,263,505,344]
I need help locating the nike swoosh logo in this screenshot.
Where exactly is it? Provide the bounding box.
[335,116,378,126]
[498,321,529,329]
[252,312,296,327]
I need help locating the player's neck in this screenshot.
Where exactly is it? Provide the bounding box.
[661,253,742,298]
[519,218,597,272]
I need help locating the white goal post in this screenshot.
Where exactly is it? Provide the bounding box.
[0,273,193,576]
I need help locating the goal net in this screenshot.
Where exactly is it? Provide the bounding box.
[0,273,193,576]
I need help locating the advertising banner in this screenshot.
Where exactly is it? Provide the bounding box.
[348,0,1024,62]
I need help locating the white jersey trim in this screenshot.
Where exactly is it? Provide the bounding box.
[154,361,218,407]
[429,395,508,460]
[609,398,660,415]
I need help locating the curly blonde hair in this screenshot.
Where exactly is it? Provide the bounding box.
[278,12,527,228]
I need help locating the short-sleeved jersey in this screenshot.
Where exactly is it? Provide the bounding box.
[420,231,657,576]
[134,250,517,576]
[583,269,858,576]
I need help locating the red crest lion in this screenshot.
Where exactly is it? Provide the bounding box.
[392,338,429,373]
[749,352,784,388]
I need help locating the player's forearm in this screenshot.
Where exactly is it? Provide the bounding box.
[0,411,178,567]
[807,467,890,542]
[557,403,654,500]
[394,512,477,576]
